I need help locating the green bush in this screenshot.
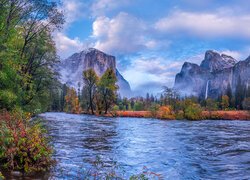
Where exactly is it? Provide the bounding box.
[0,110,54,173]
[175,110,184,120]
[184,103,203,120]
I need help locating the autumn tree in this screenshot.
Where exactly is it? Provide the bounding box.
[83,69,98,114]
[64,88,81,114]
[221,95,229,110]
[97,69,118,114]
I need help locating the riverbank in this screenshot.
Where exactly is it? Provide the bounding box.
[109,110,250,120]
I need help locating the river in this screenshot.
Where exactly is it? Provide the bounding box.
[18,112,250,179]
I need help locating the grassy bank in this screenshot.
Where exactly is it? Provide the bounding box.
[111,110,250,120]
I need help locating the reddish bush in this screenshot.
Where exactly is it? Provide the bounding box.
[0,109,54,173]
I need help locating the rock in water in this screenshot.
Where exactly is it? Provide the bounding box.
[174,50,250,99]
[59,48,132,97]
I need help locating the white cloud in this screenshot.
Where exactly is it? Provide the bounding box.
[54,32,85,58]
[155,11,250,38]
[92,12,150,54]
[91,0,130,17]
[123,56,183,93]
[61,0,87,27]
[220,50,242,60]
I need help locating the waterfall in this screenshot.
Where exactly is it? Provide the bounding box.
[205,80,209,99]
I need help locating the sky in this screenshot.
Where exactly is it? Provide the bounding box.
[54,0,250,95]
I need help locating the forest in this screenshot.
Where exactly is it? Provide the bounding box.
[0,0,250,177]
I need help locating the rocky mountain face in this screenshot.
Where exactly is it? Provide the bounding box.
[59,48,131,97]
[174,50,250,99]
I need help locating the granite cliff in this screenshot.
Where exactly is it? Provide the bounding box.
[59,48,131,97]
[174,50,250,99]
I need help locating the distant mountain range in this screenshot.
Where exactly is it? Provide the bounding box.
[58,48,132,97]
[174,50,250,99]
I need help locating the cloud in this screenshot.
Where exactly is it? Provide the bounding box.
[220,50,242,60]
[91,0,131,17]
[54,32,85,58]
[155,10,250,39]
[61,0,87,27]
[122,56,184,94]
[92,12,150,54]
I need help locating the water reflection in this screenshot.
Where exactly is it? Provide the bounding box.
[38,113,250,179]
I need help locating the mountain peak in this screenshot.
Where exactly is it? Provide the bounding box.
[59,48,131,97]
[201,50,237,72]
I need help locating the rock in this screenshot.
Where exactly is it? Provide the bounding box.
[175,62,210,97]
[59,48,132,97]
[200,50,237,72]
[174,50,250,99]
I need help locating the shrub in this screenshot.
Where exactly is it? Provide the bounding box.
[205,98,218,111]
[184,103,203,120]
[158,106,175,119]
[149,103,160,117]
[175,110,184,120]
[0,110,54,173]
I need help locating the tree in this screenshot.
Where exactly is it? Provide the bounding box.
[184,103,203,120]
[64,88,81,114]
[162,86,179,110]
[122,97,129,110]
[205,98,218,111]
[242,97,250,110]
[97,69,118,114]
[221,95,229,110]
[0,0,64,112]
[134,101,143,111]
[83,69,98,114]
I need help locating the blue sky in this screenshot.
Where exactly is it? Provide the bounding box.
[54,0,250,95]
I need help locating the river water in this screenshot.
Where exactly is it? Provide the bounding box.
[37,112,250,179]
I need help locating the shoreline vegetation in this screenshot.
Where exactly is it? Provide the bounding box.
[108,110,250,120]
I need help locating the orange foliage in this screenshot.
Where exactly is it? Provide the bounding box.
[157,106,175,119]
[202,110,250,120]
[64,88,81,114]
[116,111,151,118]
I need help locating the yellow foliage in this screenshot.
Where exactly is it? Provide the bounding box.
[64,88,81,114]
[158,106,175,119]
